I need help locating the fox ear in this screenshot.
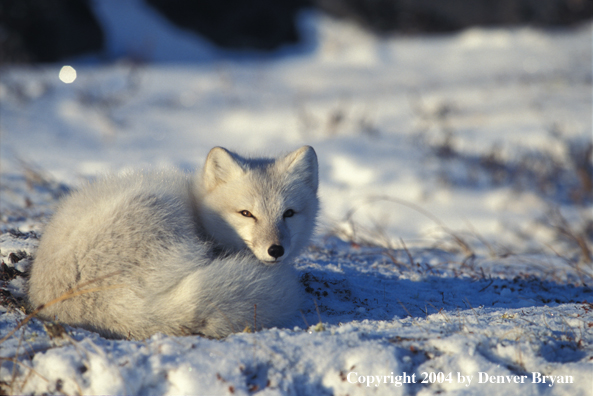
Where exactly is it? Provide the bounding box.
[281,146,318,192]
[202,147,244,191]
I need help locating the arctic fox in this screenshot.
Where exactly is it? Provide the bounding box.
[27,146,319,339]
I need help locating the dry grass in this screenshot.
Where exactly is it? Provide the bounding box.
[0,271,124,395]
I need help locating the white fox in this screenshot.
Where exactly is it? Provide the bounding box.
[27,146,319,339]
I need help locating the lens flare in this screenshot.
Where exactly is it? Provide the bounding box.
[59,65,77,84]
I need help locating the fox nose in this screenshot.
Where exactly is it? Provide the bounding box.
[268,245,284,259]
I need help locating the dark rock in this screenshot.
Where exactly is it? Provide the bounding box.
[0,0,104,64]
[317,0,593,34]
[144,0,311,51]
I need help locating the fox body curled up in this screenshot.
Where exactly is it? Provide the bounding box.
[27,146,319,339]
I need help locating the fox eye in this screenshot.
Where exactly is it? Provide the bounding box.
[239,210,254,218]
[283,209,295,218]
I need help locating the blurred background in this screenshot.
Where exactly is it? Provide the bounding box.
[1,0,591,63]
[0,0,591,259]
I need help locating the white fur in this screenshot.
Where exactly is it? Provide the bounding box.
[27,146,319,339]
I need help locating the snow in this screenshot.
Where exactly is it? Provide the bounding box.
[1,4,592,395]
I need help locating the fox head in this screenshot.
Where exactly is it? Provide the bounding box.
[196,146,319,264]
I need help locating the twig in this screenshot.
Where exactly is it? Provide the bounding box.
[313,300,322,325]
[478,279,494,292]
[299,310,309,329]
[399,238,415,267]
[344,195,474,257]
[463,298,481,326]
[0,271,124,345]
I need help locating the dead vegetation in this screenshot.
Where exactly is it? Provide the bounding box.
[411,94,592,208]
[0,260,125,395]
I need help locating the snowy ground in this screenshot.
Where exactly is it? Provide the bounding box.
[1,7,592,396]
